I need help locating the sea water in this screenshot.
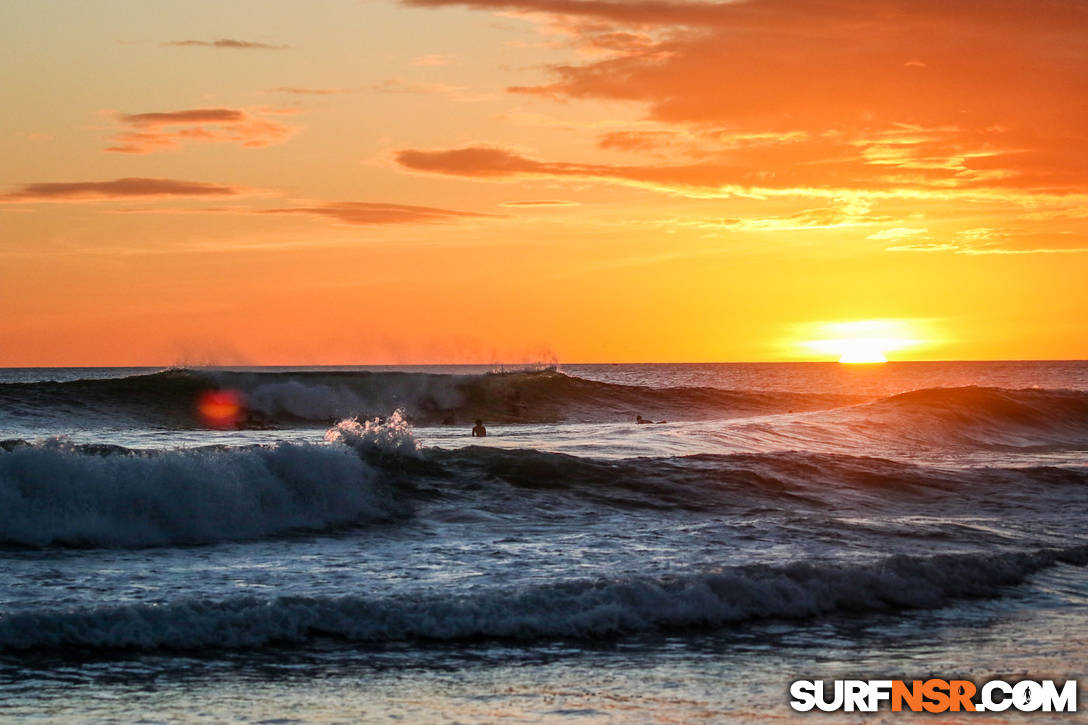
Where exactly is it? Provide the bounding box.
[1,362,1086,722]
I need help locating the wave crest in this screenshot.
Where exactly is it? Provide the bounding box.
[3,546,1084,651]
[0,433,409,548]
[857,386,1088,448]
[6,430,1084,549]
[0,368,861,427]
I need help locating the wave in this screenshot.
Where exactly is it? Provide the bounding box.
[430,446,1088,511]
[3,418,1085,548]
[3,545,1084,651]
[0,415,417,548]
[3,370,1086,456]
[851,386,1088,449]
[0,368,861,428]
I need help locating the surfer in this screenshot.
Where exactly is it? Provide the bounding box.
[472,418,487,437]
[636,415,667,425]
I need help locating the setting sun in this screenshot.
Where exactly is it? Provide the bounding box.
[792,319,938,362]
[836,341,889,364]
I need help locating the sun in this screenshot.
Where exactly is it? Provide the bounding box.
[791,318,937,363]
[836,339,888,364]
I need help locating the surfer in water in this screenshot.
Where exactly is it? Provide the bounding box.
[636,415,667,425]
[472,418,487,437]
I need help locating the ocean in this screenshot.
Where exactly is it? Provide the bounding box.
[1,362,1086,722]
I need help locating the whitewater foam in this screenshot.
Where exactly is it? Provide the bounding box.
[324,409,420,457]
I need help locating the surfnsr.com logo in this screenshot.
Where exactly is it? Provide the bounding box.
[790,679,1077,713]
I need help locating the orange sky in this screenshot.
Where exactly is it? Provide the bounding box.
[1,0,1086,365]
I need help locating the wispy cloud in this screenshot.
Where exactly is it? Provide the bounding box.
[1,178,241,202]
[261,201,495,225]
[597,130,680,152]
[105,107,299,154]
[698,207,886,233]
[956,246,1088,256]
[885,227,1088,255]
[393,145,1088,215]
[163,38,288,50]
[884,243,959,253]
[500,199,580,207]
[888,242,1088,255]
[866,227,929,241]
[2,188,494,227]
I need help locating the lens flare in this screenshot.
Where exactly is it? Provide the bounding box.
[198,389,244,428]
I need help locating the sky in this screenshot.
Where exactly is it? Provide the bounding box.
[1,0,1086,365]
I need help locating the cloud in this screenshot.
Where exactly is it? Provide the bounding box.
[105,107,298,154]
[956,227,997,243]
[404,0,1088,196]
[885,243,959,253]
[393,145,750,190]
[1,178,241,202]
[955,229,1088,255]
[887,242,1088,255]
[866,227,929,241]
[885,226,1088,255]
[261,201,494,225]
[120,109,246,125]
[402,0,729,26]
[706,207,886,233]
[956,246,1088,256]
[105,206,250,216]
[500,199,580,207]
[396,146,551,176]
[597,130,679,152]
[164,39,288,50]
[2,186,492,227]
[391,144,1026,200]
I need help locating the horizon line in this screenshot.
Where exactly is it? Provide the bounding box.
[2,358,1086,370]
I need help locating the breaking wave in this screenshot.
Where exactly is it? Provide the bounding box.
[0,368,861,427]
[3,545,1085,651]
[0,413,418,548]
[2,370,1086,456]
[2,415,1085,548]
